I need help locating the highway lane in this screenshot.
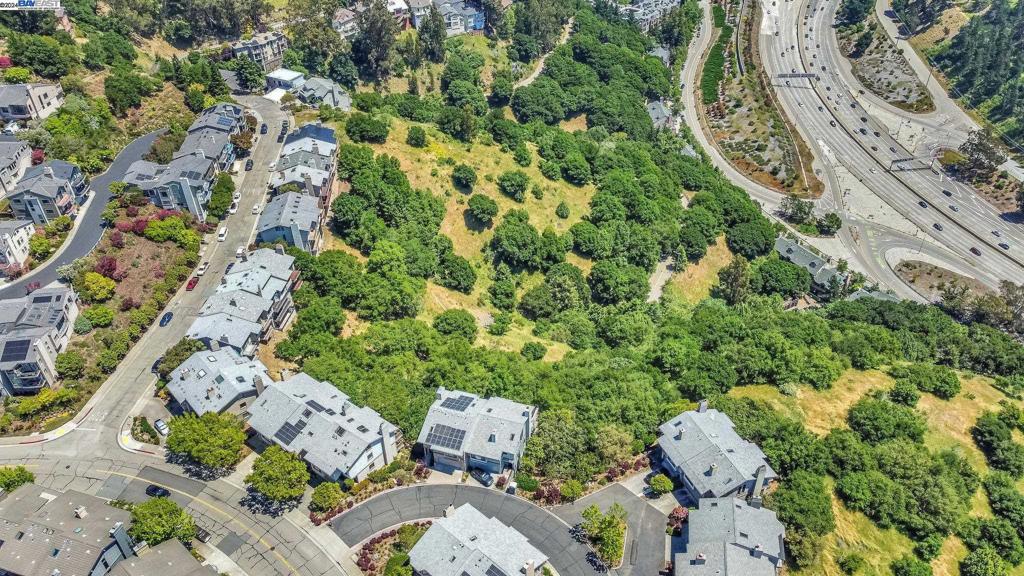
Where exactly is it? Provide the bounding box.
[757,0,1024,284]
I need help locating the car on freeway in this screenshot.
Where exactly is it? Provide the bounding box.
[850,103,857,109]
[159,312,174,327]
[196,261,209,276]
[154,419,170,436]
[918,200,928,208]
[470,468,494,487]
[871,145,878,151]
[992,230,1002,237]
[186,276,199,291]
[818,105,823,112]
[829,120,836,127]
[873,131,881,137]
[970,247,981,256]
[942,189,952,197]
[859,128,868,135]
[890,146,896,152]
[245,159,254,171]
[260,123,268,134]
[146,484,171,498]
[999,242,1010,250]
[949,204,959,212]
[151,357,163,374]
[860,117,867,122]
[933,223,944,231]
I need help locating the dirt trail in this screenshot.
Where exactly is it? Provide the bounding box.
[515,17,575,88]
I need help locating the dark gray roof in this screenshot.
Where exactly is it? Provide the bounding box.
[167,347,269,415]
[11,164,73,200]
[23,159,77,182]
[258,191,320,235]
[295,77,352,111]
[845,288,900,303]
[658,409,777,498]
[0,286,75,369]
[416,387,535,462]
[774,236,847,287]
[109,539,213,576]
[674,498,785,576]
[0,83,58,108]
[0,137,28,162]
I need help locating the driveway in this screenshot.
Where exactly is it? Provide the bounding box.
[331,484,606,576]
[554,484,669,576]
[0,129,163,298]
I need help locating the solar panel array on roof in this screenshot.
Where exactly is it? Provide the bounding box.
[216,116,234,127]
[424,424,466,451]
[440,395,474,412]
[273,419,307,445]
[485,565,508,576]
[306,400,326,413]
[31,295,52,304]
[0,339,31,363]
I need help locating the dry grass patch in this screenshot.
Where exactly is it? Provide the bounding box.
[908,6,970,53]
[559,114,589,132]
[896,260,991,302]
[663,236,732,305]
[258,327,298,381]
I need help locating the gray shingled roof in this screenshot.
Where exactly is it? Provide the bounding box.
[0,219,32,235]
[417,387,535,462]
[0,286,75,371]
[0,83,58,108]
[11,164,72,200]
[186,313,261,350]
[246,373,398,479]
[674,497,785,576]
[217,248,295,300]
[845,288,900,303]
[167,347,269,415]
[296,77,352,111]
[658,409,777,498]
[109,539,213,576]
[774,236,847,287]
[409,503,548,576]
[258,192,320,235]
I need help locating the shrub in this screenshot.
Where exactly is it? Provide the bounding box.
[433,309,477,341]
[310,482,344,513]
[346,113,389,143]
[515,473,539,492]
[555,202,570,219]
[73,316,93,335]
[520,342,547,360]
[466,194,498,224]
[82,305,115,327]
[560,479,584,502]
[55,351,85,379]
[406,125,426,147]
[839,553,867,575]
[648,474,674,496]
[0,466,35,492]
[451,164,477,190]
[497,170,530,202]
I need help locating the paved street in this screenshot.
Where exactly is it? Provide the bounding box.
[0,97,343,576]
[554,484,669,576]
[332,485,607,576]
[0,129,164,298]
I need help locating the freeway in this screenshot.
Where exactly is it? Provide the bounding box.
[0,97,343,576]
[757,0,1024,285]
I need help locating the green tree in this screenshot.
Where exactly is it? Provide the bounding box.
[129,497,196,545]
[467,194,498,225]
[452,164,478,190]
[159,338,205,379]
[166,413,247,469]
[310,482,344,513]
[715,255,752,305]
[0,466,35,492]
[521,341,547,360]
[555,202,569,219]
[234,55,265,92]
[28,234,52,261]
[352,0,400,80]
[891,555,934,576]
[7,34,76,78]
[581,503,628,565]
[245,445,311,502]
[588,260,648,305]
[960,546,1008,576]
[80,272,117,302]
[847,396,926,444]
[346,113,390,143]
[498,171,530,202]
[418,4,447,63]
[406,125,427,147]
[726,219,775,259]
[55,350,85,379]
[959,129,1006,181]
[433,309,478,341]
[751,258,812,297]
[780,196,814,224]
[648,474,674,496]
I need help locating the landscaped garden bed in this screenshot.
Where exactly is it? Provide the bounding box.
[356,522,431,576]
[309,457,430,526]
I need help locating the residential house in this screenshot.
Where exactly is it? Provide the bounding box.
[0,483,134,576]
[246,372,401,482]
[388,0,411,25]
[187,247,297,356]
[256,192,322,253]
[167,347,270,415]
[409,503,549,576]
[281,123,338,158]
[0,286,79,396]
[774,236,849,296]
[658,401,778,502]
[266,68,306,91]
[674,497,785,576]
[332,7,359,40]
[435,0,485,35]
[270,148,336,198]
[7,162,86,224]
[0,220,34,270]
[408,0,433,27]
[0,137,31,196]
[124,104,243,220]
[416,386,538,475]
[620,0,679,31]
[0,83,64,122]
[294,77,352,111]
[230,31,289,72]
[109,539,213,576]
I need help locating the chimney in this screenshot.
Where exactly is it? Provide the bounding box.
[709,463,718,476]
[694,553,706,566]
[210,340,220,351]
[750,465,768,508]
[43,166,54,177]
[697,399,709,413]
[523,561,536,576]
[751,544,764,558]
[73,505,88,518]
[443,505,456,518]
[281,368,292,380]
[206,387,215,400]
[241,250,248,262]
[254,375,265,395]
[275,243,285,255]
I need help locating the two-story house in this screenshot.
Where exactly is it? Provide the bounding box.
[0,83,64,123]
[8,163,81,224]
[0,220,34,271]
[0,137,32,196]
[332,7,360,39]
[246,372,401,482]
[0,286,79,396]
[256,192,322,253]
[416,387,538,475]
[435,0,485,35]
[674,497,785,576]
[167,347,270,415]
[230,31,289,72]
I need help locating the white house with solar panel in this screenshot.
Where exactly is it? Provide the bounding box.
[245,372,400,482]
[416,387,538,475]
[0,286,79,396]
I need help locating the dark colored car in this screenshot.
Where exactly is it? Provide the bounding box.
[146,484,170,498]
[186,276,200,291]
[999,242,1010,250]
[470,468,494,487]
[151,356,163,375]
[277,133,284,143]
[245,159,254,171]
[260,123,268,134]
[970,247,982,256]
[196,526,212,543]
[918,200,928,208]
[159,312,174,327]
[942,189,953,197]
[933,223,943,231]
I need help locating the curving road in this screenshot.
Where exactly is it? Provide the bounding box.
[0,129,164,298]
[332,484,608,576]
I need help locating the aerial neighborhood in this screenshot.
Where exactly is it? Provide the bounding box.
[0,0,1021,575]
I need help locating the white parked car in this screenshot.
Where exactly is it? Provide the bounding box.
[154,419,170,436]
[228,202,238,214]
[233,191,241,202]
[196,261,210,276]
[217,227,228,242]
[235,246,245,258]
[251,205,261,215]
